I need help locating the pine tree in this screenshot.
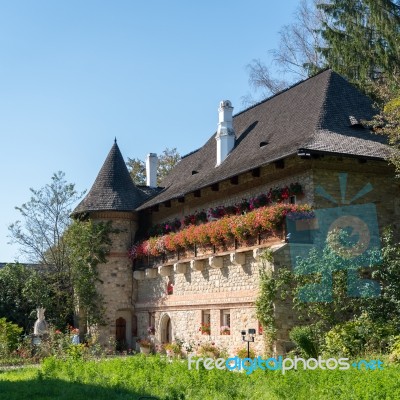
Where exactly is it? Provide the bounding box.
[318,0,400,89]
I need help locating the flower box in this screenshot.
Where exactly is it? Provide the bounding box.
[214,238,235,253]
[195,243,214,257]
[236,235,258,248]
[164,251,178,263]
[178,246,195,260]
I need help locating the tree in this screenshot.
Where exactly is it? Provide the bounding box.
[8,171,84,267]
[244,0,326,104]
[127,147,180,186]
[8,172,85,327]
[126,157,146,186]
[0,263,46,332]
[317,0,400,90]
[7,172,115,331]
[64,219,113,325]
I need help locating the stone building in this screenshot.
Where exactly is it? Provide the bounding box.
[72,69,397,355]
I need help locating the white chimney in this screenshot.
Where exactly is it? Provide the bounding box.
[146,153,158,187]
[216,100,235,166]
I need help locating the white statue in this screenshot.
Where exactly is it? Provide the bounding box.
[33,307,49,336]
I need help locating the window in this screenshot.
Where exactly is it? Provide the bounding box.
[148,312,155,335]
[200,310,211,335]
[220,310,231,335]
[167,280,174,295]
[290,195,296,204]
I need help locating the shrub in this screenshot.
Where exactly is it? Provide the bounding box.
[236,347,256,359]
[324,314,397,357]
[0,318,23,357]
[289,325,319,358]
[197,342,221,358]
[389,336,400,363]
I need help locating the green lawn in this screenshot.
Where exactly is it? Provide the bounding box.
[0,356,399,400]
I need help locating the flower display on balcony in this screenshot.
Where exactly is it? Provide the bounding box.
[129,203,313,260]
[145,183,304,237]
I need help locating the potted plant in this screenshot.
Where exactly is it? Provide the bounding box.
[199,323,211,335]
[164,342,181,357]
[138,338,151,354]
[147,326,155,335]
[220,325,230,335]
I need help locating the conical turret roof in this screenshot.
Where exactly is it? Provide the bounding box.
[73,141,146,215]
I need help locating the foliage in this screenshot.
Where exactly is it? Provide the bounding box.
[255,249,291,351]
[324,313,397,357]
[8,171,84,265]
[244,0,326,104]
[289,325,320,358]
[0,318,23,357]
[146,183,304,237]
[1,356,397,400]
[126,147,180,186]
[137,338,151,348]
[362,228,400,326]
[317,0,400,91]
[0,263,47,333]
[164,341,182,355]
[129,204,312,259]
[199,322,211,334]
[256,228,400,358]
[8,172,86,328]
[220,325,230,335]
[369,79,400,173]
[389,336,400,363]
[196,342,221,358]
[290,229,381,329]
[126,157,146,186]
[236,347,256,359]
[246,0,400,103]
[64,219,113,325]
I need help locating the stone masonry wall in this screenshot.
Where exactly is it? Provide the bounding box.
[135,250,269,356]
[90,211,138,348]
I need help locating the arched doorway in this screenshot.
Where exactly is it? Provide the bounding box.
[160,313,172,344]
[116,317,126,351]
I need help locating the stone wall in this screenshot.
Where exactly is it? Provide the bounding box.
[312,157,400,233]
[135,249,273,356]
[90,211,138,348]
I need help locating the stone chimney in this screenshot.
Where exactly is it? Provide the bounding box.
[146,153,158,187]
[216,100,235,166]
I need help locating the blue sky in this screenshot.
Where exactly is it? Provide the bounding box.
[0,0,300,262]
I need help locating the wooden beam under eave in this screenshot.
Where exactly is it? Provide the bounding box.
[251,167,261,177]
[211,183,219,191]
[230,176,239,185]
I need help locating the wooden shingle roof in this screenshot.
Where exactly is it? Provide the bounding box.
[73,141,152,215]
[138,70,390,210]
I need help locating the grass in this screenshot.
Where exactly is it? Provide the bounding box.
[0,355,399,399]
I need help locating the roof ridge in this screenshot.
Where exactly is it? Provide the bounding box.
[233,68,332,119]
